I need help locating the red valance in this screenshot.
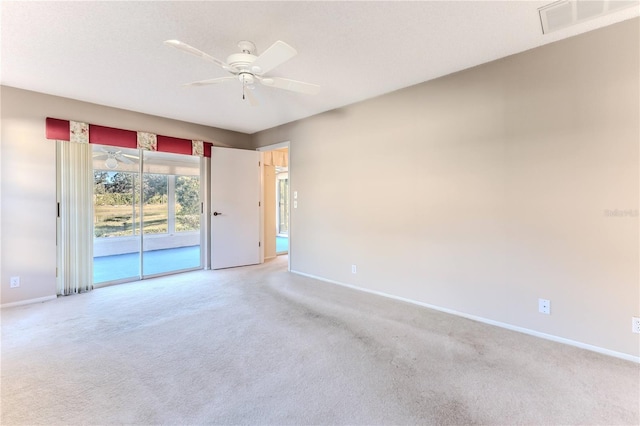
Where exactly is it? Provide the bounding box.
[45,117,213,157]
[157,135,193,155]
[90,125,137,149]
[45,118,70,140]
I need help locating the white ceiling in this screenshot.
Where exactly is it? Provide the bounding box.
[2,1,638,134]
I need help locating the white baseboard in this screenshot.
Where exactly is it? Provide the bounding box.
[290,270,640,364]
[1,295,57,309]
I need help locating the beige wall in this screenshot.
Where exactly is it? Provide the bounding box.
[0,87,251,305]
[253,19,640,357]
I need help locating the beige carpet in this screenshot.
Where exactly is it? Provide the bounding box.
[1,256,638,425]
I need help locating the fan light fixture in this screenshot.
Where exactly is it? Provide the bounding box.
[105,157,118,170]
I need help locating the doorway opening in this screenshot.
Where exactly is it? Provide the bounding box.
[259,143,290,261]
[92,145,203,284]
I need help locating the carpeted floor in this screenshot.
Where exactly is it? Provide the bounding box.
[1,256,638,425]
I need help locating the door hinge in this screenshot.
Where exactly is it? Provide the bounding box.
[258,161,261,167]
[258,201,261,207]
[201,202,204,214]
[259,242,261,247]
[57,202,60,218]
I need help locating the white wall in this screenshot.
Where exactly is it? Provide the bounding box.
[0,87,250,305]
[252,19,640,358]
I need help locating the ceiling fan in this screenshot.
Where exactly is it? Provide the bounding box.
[164,39,320,105]
[93,148,137,170]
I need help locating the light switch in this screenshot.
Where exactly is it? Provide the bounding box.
[294,200,298,209]
[294,191,298,199]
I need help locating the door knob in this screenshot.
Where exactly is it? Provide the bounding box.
[213,211,222,216]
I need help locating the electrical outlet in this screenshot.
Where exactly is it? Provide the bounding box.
[351,265,357,274]
[632,317,640,334]
[10,276,20,288]
[538,298,550,315]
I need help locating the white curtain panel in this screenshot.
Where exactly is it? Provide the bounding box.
[57,140,94,295]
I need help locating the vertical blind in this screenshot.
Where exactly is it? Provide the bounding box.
[57,140,94,295]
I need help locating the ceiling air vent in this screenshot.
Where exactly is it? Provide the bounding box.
[539,0,639,34]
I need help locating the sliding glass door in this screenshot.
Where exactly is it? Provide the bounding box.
[92,145,202,285]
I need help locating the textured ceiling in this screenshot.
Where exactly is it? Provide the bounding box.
[2,1,638,134]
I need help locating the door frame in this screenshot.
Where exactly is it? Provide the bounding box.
[257,141,291,272]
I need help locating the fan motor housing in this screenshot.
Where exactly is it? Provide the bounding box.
[227,53,256,71]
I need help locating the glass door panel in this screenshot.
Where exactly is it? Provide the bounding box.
[92,145,141,284]
[142,173,168,236]
[176,175,201,232]
[142,150,202,276]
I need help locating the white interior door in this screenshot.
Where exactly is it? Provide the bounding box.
[210,147,261,269]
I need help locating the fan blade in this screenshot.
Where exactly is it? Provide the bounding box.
[244,88,259,107]
[259,77,320,95]
[117,155,134,165]
[251,41,297,75]
[164,40,231,70]
[93,154,108,160]
[183,77,236,87]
